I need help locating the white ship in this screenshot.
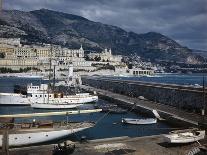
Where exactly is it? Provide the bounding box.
[0,84,98,108]
[27,83,98,109]
[0,93,30,105]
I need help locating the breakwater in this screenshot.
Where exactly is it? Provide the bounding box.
[82,76,206,114]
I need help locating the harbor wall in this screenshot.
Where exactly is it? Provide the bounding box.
[82,77,206,113]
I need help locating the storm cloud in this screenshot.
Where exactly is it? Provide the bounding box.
[3,0,207,50]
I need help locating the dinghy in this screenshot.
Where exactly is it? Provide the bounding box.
[122,118,157,125]
[163,129,205,143]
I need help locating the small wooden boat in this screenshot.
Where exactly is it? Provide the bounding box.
[163,129,205,143]
[122,118,157,125]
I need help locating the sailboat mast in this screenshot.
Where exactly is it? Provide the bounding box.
[202,76,206,116]
[53,64,55,91]
[47,45,52,103]
[49,45,52,84]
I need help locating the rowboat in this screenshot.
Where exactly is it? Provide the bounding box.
[163,129,205,143]
[121,118,157,125]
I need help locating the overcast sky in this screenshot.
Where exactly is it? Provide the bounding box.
[4,0,207,50]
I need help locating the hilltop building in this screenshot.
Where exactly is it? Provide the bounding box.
[0,38,92,70]
[0,38,129,77]
[88,48,122,63]
[0,38,21,47]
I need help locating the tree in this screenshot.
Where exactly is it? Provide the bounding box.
[94,56,101,61]
[0,53,5,58]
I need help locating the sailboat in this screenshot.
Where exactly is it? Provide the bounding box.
[0,109,101,147]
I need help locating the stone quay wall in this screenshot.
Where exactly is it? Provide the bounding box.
[82,77,206,113]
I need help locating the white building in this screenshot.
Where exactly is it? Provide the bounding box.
[88,48,122,62]
[0,38,21,47]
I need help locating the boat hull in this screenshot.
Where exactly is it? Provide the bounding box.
[0,93,30,106]
[0,126,91,147]
[29,95,98,105]
[122,118,157,125]
[31,103,83,109]
[164,130,205,143]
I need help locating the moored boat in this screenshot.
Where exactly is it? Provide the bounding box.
[0,109,102,147]
[0,93,30,106]
[0,83,98,107]
[31,103,83,109]
[121,118,157,125]
[28,84,98,109]
[0,121,95,147]
[163,129,205,143]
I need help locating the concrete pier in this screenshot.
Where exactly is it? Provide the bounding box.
[82,76,206,113]
[2,135,206,155]
[80,85,207,127]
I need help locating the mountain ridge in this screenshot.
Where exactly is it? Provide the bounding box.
[0,8,205,64]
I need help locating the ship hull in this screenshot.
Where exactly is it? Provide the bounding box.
[31,103,83,109]
[0,126,92,147]
[0,93,30,106]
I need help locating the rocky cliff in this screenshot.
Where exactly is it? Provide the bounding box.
[0,9,204,64]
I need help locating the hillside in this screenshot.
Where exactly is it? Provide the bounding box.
[0,9,204,64]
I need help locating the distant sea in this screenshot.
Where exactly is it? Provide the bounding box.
[107,73,206,86]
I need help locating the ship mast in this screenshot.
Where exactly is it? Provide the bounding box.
[202,75,206,116]
[47,45,53,103]
[0,0,3,14]
[53,62,56,91]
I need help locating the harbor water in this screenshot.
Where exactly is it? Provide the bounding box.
[0,75,196,141]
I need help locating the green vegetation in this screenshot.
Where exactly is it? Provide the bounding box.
[0,67,40,73]
[58,68,68,71]
[60,73,66,76]
[91,63,115,71]
[97,63,115,71]
[0,53,5,58]
[73,69,90,72]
